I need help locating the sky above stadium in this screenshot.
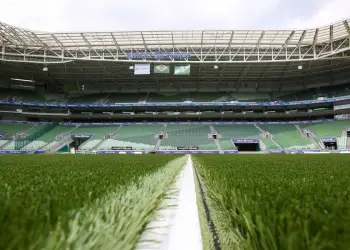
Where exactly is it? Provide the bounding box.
[1,0,350,32]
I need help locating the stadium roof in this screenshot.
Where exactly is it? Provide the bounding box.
[0,19,350,63]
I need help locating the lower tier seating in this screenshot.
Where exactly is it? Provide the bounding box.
[260,124,315,149]
[21,126,75,150]
[97,125,162,150]
[160,125,217,150]
[214,125,260,150]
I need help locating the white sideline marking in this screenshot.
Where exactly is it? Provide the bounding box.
[136,155,203,250]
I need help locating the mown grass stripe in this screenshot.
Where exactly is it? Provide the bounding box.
[194,154,350,250]
[0,155,179,250]
[41,155,187,250]
[194,162,221,250]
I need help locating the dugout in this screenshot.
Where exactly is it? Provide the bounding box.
[232,139,261,152]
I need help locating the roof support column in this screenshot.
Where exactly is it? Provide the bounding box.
[343,20,350,47]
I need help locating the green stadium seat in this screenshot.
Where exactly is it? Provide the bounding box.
[300,120,350,148]
[76,126,120,150]
[160,125,217,150]
[97,125,162,150]
[260,124,315,149]
[214,125,260,150]
[21,126,75,150]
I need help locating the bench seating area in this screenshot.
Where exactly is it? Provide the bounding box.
[160,125,217,150]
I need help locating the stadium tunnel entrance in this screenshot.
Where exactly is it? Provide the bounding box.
[321,138,338,150]
[232,139,261,152]
[70,135,93,152]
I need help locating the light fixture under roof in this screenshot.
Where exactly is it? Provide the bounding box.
[11,78,35,83]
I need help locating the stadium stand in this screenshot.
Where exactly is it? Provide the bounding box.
[2,84,350,104]
[67,94,107,104]
[75,126,120,150]
[107,94,145,103]
[214,125,260,150]
[2,124,49,150]
[259,136,280,150]
[0,89,46,102]
[0,123,33,135]
[278,83,350,101]
[0,123,34,149]
[300,120,350,148]
[0,120,349,152]
[259,124,315,149]
[160,125,217,150]
[21,125,75,150]
[97,125,162,150]
[148,93,189,102]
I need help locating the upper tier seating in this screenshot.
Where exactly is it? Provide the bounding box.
[67,94,107,104]
[278,83,350,101]
[259,124,315,149]
[107,94,146,103]
[0,89,46,102]
[148,93,189,103]
[214,125,260,150]
[148,93,229,102]
[160,125,217,150]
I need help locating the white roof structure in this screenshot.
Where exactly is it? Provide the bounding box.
[1,19,350,63]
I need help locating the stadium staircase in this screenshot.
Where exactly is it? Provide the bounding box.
[259,124,315,150]
[154,125,167,151]
[209,125,223,153]
[41,125,81,152]
[21,125,75,151]
[295,124,321,149]
[254,124,279,152]
[90,126,122,152]
[77,126,121,151]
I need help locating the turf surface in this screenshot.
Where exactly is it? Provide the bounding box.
[0,154,179,250]
[193,154,350,250]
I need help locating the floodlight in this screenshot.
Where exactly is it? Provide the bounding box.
[298,65,303,70]
[43,66,48,72]
[214,65,219,69]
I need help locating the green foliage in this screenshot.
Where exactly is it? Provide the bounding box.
[193,155,350,250]
[0,154,180,250]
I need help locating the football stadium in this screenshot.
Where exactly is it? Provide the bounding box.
[1,16,350,250]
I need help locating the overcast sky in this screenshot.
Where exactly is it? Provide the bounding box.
[1,0,350,32]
